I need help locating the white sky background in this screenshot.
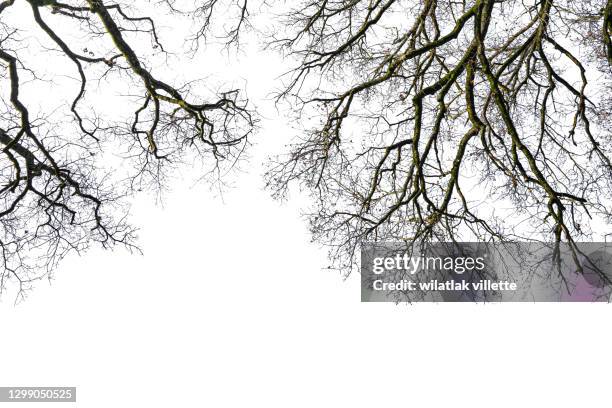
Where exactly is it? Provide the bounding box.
[0,2,611,407]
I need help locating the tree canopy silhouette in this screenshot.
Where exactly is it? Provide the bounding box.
[1,0,612,293]
[266,0,612,271]
[0,0,253,296]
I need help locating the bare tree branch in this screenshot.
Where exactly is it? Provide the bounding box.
[266,0,612,274]
[0,0,254,298]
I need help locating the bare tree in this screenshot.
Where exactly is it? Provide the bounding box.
[159,0,252,49]
[3,0,611,295]
[0,0,254,297]
[266,0,612,272]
